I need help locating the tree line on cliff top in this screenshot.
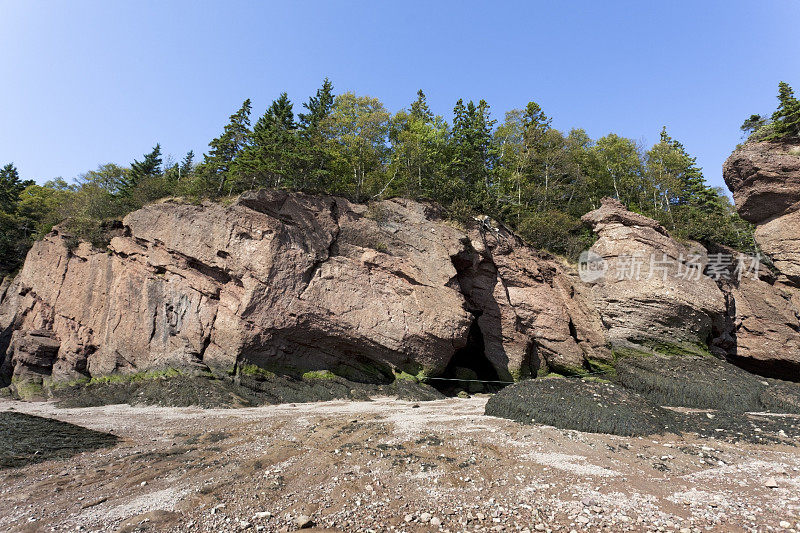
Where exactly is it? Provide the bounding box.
[6,79,795,278]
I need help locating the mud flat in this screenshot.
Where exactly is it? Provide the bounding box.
[1,396,799,532]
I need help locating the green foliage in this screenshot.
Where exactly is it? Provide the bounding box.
[770,82,800,139]
[0,163,31,212]
[238,364,276,380]
[742,81,800,141]
[123,144,162,197]
[1,80,761,277]
[198,99,253,195]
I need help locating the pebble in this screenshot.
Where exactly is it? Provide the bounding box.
[780,521,791,528]
[252,512,271,519]
[430,516,442,526]
[765,477,779,488]
[420,512,432,523]
[294,515,313,529]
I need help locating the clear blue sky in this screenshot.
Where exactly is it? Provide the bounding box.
[1,0,798,192]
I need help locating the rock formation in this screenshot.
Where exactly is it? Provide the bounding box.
[580,198,726,355]
[724,140,800,283]
[722,140,800,377]
[0,190,608,389]
[4,137,800,396]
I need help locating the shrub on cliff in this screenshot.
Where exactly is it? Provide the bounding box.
[741,81,800,141]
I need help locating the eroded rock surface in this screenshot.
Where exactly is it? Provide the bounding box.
[0,190,606,387]
[724,140,800,283]
[581,198,726,354]
[723,141,800,377]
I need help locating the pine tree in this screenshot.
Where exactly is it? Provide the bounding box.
[410,89,434,122]
[740,114,766,135]
[122,144,162,196]
[0,163,26,213]
[770,82,800,139]
[200,99,253,195]
[179,150,195,179]
[236,93,301,190]
[298,79,336,190]
[449,99,498,209]
[299,78,334,130]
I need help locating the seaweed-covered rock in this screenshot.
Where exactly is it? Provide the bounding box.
[0,412,118,469]
[487,357,800,441]
[615,354,800,413]
[485,377,675,436]
[52,370,444,408]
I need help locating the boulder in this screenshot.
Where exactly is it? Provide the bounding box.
[0,190,608,386]
[581,198,726,354]
[7,330,60,379]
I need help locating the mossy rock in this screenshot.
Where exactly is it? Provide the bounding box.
[302,370,337,381]
[10,378,46,401]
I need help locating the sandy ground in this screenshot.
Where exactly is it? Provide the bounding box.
[1,396,799,533]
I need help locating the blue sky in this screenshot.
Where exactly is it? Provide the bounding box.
[1,0,798,191]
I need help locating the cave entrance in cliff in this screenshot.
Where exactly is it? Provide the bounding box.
[433,317,505,396]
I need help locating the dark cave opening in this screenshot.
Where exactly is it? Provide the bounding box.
[432,317,506,396]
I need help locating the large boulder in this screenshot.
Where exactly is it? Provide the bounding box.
[581,198,727,354]
[724,140,800,283]
[0,190,607,387]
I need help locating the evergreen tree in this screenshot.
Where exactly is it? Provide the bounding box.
[0,164,36,276]
[409,89,434,122]
[449,99,498,209]
[297,79,336,191]
[179,150,195,179]
[124,144,162,193]
[200,99,253,195]
[236,93,301,190]
[299,78,335,129]
[770,82,800,139]
[740,114,766,136]
[0,163,27,213]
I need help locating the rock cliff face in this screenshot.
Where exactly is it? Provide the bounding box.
[3,143,800,394]
[581,197,800,378]
[722,140,800,376]
[0,190,608,388]
[724,140,800,283]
